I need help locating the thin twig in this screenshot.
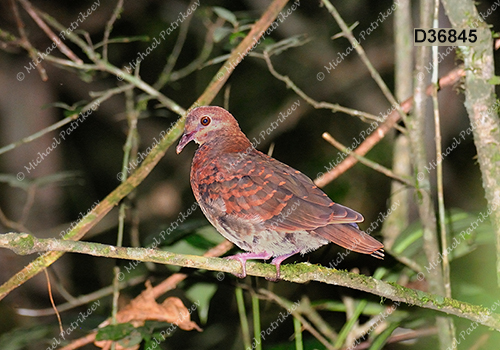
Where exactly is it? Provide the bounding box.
[258,289,335,350]
[431,1,451,301]
[0,89,130,156]
[111,87,139,326]
[345,327,438,350]
[314,67,465,187]
[16,276,146,316]
[18,0,83,64]
[10,0,48,80]
[383,0,413,251]
[0,208,30,232]
[298,296,337,343]
[20,185,36,224]
[236,287,252,350]
[321,132,413,187]
[168,17,221,83]
[153,1,196,90]
[43,268,63,334]
[321,0,407,123]
[432,1,455,343]
[88,83,134,98]
[263,51,405,131]
[102,0,124,61]
[93,36,149,49]
[24,2,184,115]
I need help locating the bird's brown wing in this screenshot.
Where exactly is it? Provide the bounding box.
[200,149,364,231]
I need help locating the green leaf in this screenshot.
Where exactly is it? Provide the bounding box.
[229,31,246,45]
[213,27,233,43]
[118,330,143,347]
[42,101,87,117]
[186,283,217,324]
[369,322,399,350]
[95,323,135,341]
[487,76,500,85]
[146,219,207,247]
[185,226,223,250]
[390,208,494,271]
[166,238,205,256]
[212,7,237,26]
[0,325,51,350]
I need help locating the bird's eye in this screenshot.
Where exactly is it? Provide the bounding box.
[200,116,211,126]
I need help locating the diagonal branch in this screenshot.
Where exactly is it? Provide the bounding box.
[10,0,47,80]
[321,132,413,187]
[314,67,464,187]
[18,0,83,64]
[0,0,290,301]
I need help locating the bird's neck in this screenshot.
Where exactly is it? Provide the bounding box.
[192,133,253,173]
[202,132,252,154]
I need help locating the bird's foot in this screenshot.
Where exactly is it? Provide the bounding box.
[267,251,299,281]
[225,252,273,278]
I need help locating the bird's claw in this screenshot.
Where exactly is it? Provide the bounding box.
[266,263,281,282]
[225,256,247,278]
[265,275,279,282]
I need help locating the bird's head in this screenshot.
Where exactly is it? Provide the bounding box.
[176,106,242,154]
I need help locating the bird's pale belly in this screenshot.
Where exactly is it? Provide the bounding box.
[199,201,329,257]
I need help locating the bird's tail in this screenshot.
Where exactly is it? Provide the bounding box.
[313,224,384,259]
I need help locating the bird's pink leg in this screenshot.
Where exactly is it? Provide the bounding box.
[269,251,299,281]
[226,252,273,278]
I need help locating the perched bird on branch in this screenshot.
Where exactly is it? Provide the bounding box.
[177,106,384,280]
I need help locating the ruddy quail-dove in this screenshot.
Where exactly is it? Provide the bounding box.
[176,106,384,280]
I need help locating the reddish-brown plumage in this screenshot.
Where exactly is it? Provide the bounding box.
[177,106,384,279]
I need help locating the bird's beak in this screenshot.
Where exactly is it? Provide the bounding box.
[176,131,195,154]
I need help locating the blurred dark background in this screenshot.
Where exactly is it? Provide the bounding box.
[0,0,499,349]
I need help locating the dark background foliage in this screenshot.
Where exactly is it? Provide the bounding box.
[0,0,499,349]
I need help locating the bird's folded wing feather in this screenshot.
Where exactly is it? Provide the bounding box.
[196,150,364,232]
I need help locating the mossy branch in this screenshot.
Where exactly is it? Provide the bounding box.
[440,0,500,287]
[1,232,499,331]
